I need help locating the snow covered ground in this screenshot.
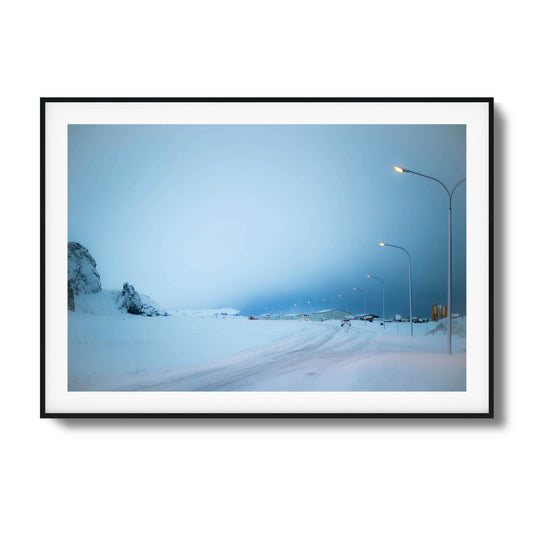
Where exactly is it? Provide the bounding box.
[68,303,466,391]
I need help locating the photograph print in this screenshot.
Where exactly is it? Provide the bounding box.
[42,99,492,416]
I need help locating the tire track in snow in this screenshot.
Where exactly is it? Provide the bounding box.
[135,324,374,391]
[132,324,338,390]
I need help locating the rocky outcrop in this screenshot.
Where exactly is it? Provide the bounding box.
[141,303,166,317]
[68,242,167,317]
[118,282,168,316]
[119,282,144,315]
[68,280,75,311]
[68,242,102,295]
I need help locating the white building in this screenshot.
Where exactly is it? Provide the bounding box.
[308,309,350,321]
[281,313,310,321]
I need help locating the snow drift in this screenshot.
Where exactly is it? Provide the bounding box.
[426,317,466,337]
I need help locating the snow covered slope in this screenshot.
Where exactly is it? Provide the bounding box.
[73,290,166,316]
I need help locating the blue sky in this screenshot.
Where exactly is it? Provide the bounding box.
[68,124,466,317]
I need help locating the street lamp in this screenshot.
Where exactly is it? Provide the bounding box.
[367,275,385,329]
[394,166,465,354]
[379,242,413,336]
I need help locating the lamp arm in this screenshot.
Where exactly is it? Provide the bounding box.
[383,243,410,260]
[407,170,451,197]
[450,178,466,201]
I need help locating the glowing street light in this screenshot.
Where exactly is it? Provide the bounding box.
[367,275,385,329]
[394,165,465,353]
[337,293,349,313]
[379,242,413,336]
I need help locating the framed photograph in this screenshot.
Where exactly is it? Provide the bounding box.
[41,97,493,418]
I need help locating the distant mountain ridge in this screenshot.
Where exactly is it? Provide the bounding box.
[67,242,167,316]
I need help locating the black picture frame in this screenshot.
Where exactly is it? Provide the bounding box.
[41,97,493,418]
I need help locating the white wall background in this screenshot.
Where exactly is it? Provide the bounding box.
[0,1,527,532]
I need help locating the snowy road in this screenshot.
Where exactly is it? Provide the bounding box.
[69,313,466,391]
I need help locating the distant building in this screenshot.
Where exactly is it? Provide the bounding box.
[258,313,281,320]
[353,314,377,322]
[281,313,310,320]
[308,309,350,321]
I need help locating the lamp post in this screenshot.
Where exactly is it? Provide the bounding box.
[379,242,413,336]
[367,275,385,329]
[394,166,465,354]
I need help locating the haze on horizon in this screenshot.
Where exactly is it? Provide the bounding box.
[68,124,466,318]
